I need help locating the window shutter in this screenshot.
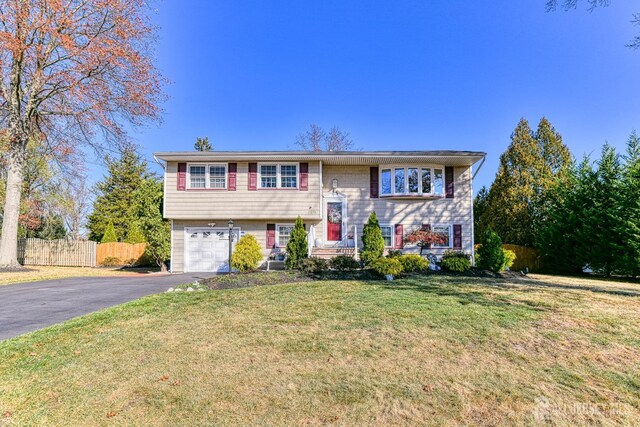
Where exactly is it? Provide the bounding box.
[248,163,257,191]
[299,162,309,191]
[422,223,432,248]
[370,167,379,198]
[228,163,237,191]
[453,224,462,249]
[266,224,276,248]
[394,224,404,249]
[177,163,187,191]
[445,166,454,198]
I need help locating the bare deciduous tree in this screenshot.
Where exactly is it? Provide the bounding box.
[0,0,164,268]
[295,124,354,151]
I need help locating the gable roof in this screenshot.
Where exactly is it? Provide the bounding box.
[153,150,486,166]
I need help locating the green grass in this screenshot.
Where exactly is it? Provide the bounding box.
[1,274,639,425]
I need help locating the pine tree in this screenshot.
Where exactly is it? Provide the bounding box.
[194,137,212,151]
[130,178,170,271]
[87,146,152,241]
[361,211,385,264]
[480,117,572,246]
[620,131,640,277]
[285,216,308,269]
[124,221,146,244]
[101,222,118,243]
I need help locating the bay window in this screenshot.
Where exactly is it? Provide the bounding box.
[380,165,445,196]
[259,163,298,189]
[188,163,227,189]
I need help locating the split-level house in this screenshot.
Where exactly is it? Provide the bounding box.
[154,151,486,273]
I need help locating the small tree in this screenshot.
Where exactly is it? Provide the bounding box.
[231,234,263,272]
[404,228,447,255]
[101,222,118,243]
[285,217,308,269]
[477,229,506,273]
[131,179,170,271]
[125,222,146,244]
[361,212,385,264]
[194,137,213,151]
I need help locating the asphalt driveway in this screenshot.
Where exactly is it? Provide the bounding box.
[0,273,211,341]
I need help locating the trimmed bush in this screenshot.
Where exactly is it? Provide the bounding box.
[370,258,403,278]
[503,249,516,271]
[297,257,329,274]
[101,256,121,267]
[231,234,263,272]
[398,254,429,273]
[285,217,308,270]
[386,249,403,259]
[440,250,471,272]
[477,229,505,272]
[330,255,359,271]
[101,222,118,243]
[361,212,385,264]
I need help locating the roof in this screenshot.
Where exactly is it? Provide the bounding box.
[153,150,486,166]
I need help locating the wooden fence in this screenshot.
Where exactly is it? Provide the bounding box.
[96,242,147,265]
[503,244,543,272]
[17,238,97,267]
[16,239,148,267]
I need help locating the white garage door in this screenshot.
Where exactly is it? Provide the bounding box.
[185,228,237,273]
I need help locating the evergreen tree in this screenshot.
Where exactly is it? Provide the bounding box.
[285,216,308,269]
[130,178,170,271]
[87,146,152,241]
[194,137,212,151]
[473,186,490,242]
[124,221,146,244]
[477,228,506,273]
[480,117,571,246]
[101,222,118,243]
[620,131,640,277]
[361,211,385,264]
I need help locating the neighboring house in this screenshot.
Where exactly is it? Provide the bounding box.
[154,151,486,273]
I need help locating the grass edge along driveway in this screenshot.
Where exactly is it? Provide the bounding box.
[0,274,638,425]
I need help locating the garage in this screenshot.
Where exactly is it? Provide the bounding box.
[184,228,238,273]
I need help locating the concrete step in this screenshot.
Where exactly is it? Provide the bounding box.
[311,248,356,259]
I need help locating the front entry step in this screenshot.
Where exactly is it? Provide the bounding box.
[311,248,356,260]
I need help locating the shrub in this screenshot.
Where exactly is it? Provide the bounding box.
[123,257,138,267]
[231,234,263,272]
[330,255,360,271]
[477,229,506,272]
[386,249,403,258]
[361,212,385,264]
[101,256,122,267]
[440,250,471,272]
[101,222,118,243]
[370,258,403,278]
[503,249,516,271]
[297,257,329,274]
[285,217,308,270]
[398,254,429,273]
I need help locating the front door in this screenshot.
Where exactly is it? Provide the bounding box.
[327,201,343,242]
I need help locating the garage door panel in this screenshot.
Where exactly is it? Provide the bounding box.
[185,227,236,273]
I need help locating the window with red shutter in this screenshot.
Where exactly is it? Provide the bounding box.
[228,163,237,191]
[266,224,276,248]
[177,163,186,191]
[453,224,462,249]
[394,224,404,249]
[370,167,379,198]
[248,163,257,191]
[445,166,454,198]
[299,162,308,191]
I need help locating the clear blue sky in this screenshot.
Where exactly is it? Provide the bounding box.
[117,0,640,192]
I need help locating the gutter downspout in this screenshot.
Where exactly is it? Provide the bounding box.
[472,155,486,180]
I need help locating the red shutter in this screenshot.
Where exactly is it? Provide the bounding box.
[177,163,187,191]
[248,163,257,191]
[394,224,404,249]
[453,224,462,249]
[422,224,432,248]
[266,224,276,248]
[299,162,308,191]
[445,166,454,198]
[370,167,379,198]
[228,163,237,191]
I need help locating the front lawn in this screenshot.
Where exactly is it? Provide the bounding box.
[0,274,639,425]
[0,266,162,286]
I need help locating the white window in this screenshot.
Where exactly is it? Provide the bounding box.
[259,163,298,189]
[433,225,451,248]
[380,225,394,248]
[277,224,295,247]
[379,165,445,196]
[188,163,227,189]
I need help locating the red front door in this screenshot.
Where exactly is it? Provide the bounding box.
[327,202,342,241]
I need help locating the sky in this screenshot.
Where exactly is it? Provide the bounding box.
[111,0,640,192]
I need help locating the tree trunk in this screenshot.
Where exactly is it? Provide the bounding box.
[0,142,27,268]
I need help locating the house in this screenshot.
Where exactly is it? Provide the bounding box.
[153,150,486,273]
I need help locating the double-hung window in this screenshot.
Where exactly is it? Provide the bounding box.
[188,163,227,189]
[260,163,298,189]
[277,224,294,247]
[380,225,394,247]
[433,225,451,248]
[380,165,445,196]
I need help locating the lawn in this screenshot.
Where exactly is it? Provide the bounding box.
[0,266,161,286]
[0,273,639,425]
